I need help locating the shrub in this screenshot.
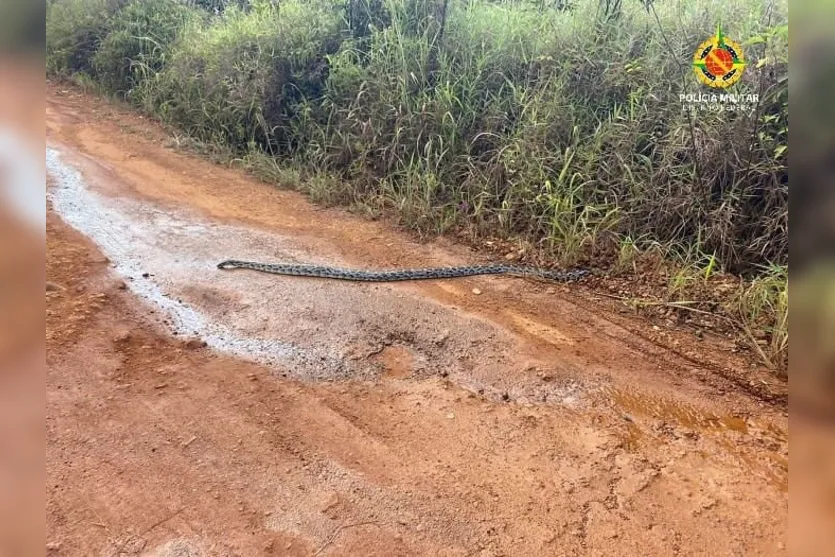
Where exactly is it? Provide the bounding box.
[314,0,788,270]
[92,0,198,98]
[153,1,344,151]
[46,0,126,76]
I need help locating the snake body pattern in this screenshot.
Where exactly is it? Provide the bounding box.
[217,259,589,282]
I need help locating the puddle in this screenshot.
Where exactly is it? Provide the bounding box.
[611,389,788,491]
[611,389,749,434]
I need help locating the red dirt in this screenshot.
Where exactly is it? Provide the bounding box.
[46,86,787,556]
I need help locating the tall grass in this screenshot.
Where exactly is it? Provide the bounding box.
[92,0,198,97]
[46,0,124,76]
[46,0,789,370]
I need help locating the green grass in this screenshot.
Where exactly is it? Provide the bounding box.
[46,0,789,372]
[734,263,788,370]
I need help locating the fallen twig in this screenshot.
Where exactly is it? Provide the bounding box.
[630,299,716,317]
[596,293,716,316]
[313,520,379,556]
[140,508,183,536]
[738,319,774,370]
[181,436,197,448]
[365,345,387,358]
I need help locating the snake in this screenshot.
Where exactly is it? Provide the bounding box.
[216,259,590,282]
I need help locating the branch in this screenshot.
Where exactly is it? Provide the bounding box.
[313,520,379,557]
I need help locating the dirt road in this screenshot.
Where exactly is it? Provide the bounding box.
[46,87,787,557]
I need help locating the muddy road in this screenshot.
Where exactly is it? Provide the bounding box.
[46,87,787,556]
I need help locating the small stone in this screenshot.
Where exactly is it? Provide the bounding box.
[472,288,482,295]
[537,371,553,382]
[446,413,455,419]
[113,332,131,343]
[505,252,519,261]
[184,338,207,350]
[319,491,340,513]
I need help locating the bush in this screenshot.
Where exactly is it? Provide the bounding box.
[152,1,344,151]
[312,0,787,271]
[92,0,197,98]
[46,0,125,76]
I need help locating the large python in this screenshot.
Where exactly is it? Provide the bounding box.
[217,259,589,282]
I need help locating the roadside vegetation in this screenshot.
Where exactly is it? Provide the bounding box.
[46,0,788,372]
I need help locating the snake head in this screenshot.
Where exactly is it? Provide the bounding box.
[217,260,239,270]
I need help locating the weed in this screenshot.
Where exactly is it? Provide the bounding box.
[733,264,788,370]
